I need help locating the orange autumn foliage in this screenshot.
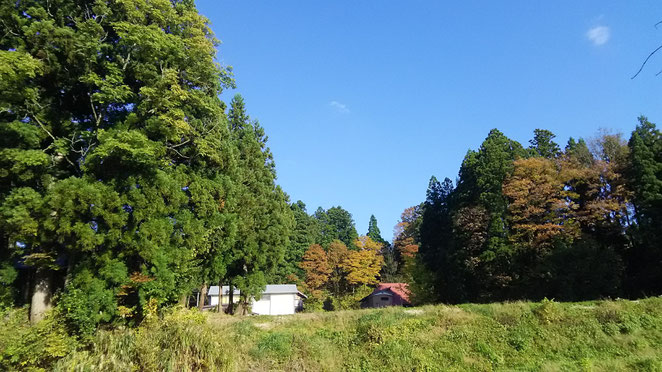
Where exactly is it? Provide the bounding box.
[503,157,579,251]
[393,206,421,259]
[327,240,350,296]
[300,244,331,295]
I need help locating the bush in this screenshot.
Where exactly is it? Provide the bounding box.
[58,270,118,337]
[55,307,233,371]
[532,297,561,324]
[0,307,79,372]
[0,263,17,307]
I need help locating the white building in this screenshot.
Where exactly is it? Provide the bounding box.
[207,284,307,315]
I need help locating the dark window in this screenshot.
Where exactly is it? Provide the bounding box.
[381,297,389,301]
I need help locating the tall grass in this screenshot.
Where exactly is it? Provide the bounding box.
[2,297,661,371]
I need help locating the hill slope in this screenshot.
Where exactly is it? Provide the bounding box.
[213,298,662,371]
[3,297,662,371]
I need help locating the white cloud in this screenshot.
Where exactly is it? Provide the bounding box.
[329,100,350,114]
[587,26,610,46]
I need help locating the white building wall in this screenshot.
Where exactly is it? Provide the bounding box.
[207,290,302,315]
[251,295,271,315]
[269,293,295,315]
[251,293,296,315]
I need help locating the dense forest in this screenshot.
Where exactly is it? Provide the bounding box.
[1,0,661,345]
[408,124,662,304]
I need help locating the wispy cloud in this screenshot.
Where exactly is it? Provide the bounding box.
[586,26,610,46]
[329,100,350,114]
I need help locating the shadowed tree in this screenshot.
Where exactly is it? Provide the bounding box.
[626,116,662,296]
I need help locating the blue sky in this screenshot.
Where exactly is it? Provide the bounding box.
[197,1,662,241]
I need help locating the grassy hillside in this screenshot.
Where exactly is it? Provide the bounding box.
[2,297,662,371]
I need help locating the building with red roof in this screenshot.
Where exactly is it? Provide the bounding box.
[360,283,411,308]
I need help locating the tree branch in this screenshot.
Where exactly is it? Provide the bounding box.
[631,44,662,79]
[30,113,57,142]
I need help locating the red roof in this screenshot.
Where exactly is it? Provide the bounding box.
[370,283,411,305]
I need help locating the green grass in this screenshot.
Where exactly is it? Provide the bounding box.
[3,297,662,371]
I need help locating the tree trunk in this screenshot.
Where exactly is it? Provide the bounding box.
[228,283,234,315]
[64,254,75,287]
[240,296,248,315]
[30,268,54,324]
[198,283,207,311]
[215,281,222,313]
[22,270,31,305]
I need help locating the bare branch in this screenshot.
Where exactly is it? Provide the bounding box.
[631,44,662,79]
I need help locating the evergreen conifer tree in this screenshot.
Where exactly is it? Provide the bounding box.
[367,215,384,243]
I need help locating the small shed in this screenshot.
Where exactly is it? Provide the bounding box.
[207,284,307,315]
[360,283,411,308]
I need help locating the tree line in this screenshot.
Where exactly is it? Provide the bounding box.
[401,124,662,304]
[2,0,661,339]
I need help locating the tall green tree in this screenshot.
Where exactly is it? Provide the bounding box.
[272,200,320,283]
[626,116,662,296]
[314,206,358,248]
[0,0,240,329]
[366,215,384,243]
[454,129,525,300]
[225,94,293,313]
[418,176,459,302]
[529,129,561,159]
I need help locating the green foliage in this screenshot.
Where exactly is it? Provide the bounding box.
[54,308,232,371]
[529,128,561,158]
[58,269,120,337]
[0,262,17,306]
[314,206,359,248]
[407,256,439,305]
[0,0,294,331]
[366,215,384,243]
[413,123,659,303]
[418,176,458,302]
[626,116,662,296]
[532,298,561,324]
[272,200,320,282]
[325,285,374,311]
[253,332,294,361]
[0,308,79,372]
[225,94,294,309]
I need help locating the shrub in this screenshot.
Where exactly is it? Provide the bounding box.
[0,263,17,307]
[533,298,561,324]
[58,270,118,337]
[55,307,233,371]
[0,308,79,372]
